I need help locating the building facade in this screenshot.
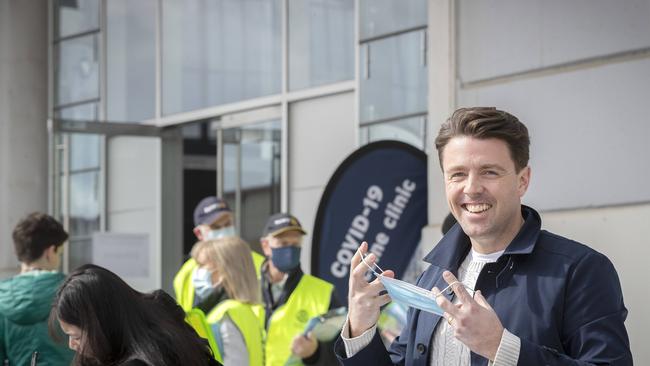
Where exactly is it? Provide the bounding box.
[0,0,648,363]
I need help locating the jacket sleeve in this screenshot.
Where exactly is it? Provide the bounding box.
[334,329,397,365]
[334,300,419,365]
[518,251,632,365]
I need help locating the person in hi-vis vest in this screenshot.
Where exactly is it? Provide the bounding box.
[260,213,341,366]
[174,196,265,311]
[189,237,265,366]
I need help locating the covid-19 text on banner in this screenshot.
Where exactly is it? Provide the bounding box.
[312,141,428,304]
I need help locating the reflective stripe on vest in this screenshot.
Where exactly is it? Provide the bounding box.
[207,299,265,366]
[174,251,266,311]
[264,275,333,366]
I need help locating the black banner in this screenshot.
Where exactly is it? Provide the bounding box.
[312,141,428,304]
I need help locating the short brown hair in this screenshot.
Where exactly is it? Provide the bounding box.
[435,107,530,172]
[13,212,68,263]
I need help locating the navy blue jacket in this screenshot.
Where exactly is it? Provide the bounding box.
[335,206,632,365]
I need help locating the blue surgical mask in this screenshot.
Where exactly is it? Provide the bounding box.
[192,267,214,300]
[205,225,236,240]
[361,254,471,316]
[271,246,301,273]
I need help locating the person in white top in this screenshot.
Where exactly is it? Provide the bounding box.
[335,107,631,366]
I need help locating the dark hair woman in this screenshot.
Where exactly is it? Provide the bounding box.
[49,264,220,366]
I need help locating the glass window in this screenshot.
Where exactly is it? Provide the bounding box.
[56,0,100,39]
[360,30,427,123]
[56,102,98,122]
[68,238,93,271]
[69,134,101,172]
[222,120,281,245]
[107,0,156,122]
[359,0,427,39]
[56,104,101,172]
[360,116,426,150]
[223,139,238,194]
[56,34,100,106]
[181,123,203,140]
[69,171,101,237]
[56,103,101,172]
[162,0,282,115]
[288,0,354,90]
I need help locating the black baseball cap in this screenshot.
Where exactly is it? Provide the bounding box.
[193,196,232,227]
[263,213,307,237]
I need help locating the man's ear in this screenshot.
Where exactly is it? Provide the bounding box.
[518,166,531,197]
[193,226,204,241]
[260,237,271,257]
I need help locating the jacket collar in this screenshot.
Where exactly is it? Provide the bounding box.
[261,262,303,310]
[423,205,541,269]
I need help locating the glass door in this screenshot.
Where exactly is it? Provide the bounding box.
[218,109,283,252]
[50,117,183,292]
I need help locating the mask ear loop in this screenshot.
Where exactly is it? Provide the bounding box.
[360,252,385,277]
[361,253,475,297]
[435,281,476,298]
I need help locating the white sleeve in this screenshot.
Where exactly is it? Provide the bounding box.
[219,315,250,366]
[340,317,377,358]
[489,328,520,366]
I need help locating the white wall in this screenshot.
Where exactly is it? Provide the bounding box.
[106,136,162,291]
[458,58,650,211]
[457,0,650,83]
[288,92,356,274]
[456,0,650,210]
[426,0,649,363]
[0,1,48,278]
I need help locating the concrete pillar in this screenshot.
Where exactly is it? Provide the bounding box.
[0,1,48,278]
[421,0,456,254]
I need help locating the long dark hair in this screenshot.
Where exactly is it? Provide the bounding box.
[50,264,214,366]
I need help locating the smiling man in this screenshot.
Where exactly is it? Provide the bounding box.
[335,107,632,365]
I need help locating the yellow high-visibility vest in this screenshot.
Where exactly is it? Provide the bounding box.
[186,301,265,365]
[174,258,198,311]
[207,300,265,366]
[186,308,219,358]
[174,251,265,311]
[264,275,333,366]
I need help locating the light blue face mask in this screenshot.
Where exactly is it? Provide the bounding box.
[361,253,472,316]
[205,225,236,240]
[192,267,214,301]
